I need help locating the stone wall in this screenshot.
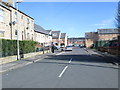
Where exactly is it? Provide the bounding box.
[0,50,50,65]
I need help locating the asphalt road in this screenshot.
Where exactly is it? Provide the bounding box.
[2,47,119,88]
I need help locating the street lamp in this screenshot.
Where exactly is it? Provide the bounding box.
[16,0,23,60]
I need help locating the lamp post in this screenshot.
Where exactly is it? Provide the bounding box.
[16,0,23,60]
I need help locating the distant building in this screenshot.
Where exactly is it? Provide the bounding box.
[85,32,98,48]
[51,31,61,46]
[51,31,67,47]
[34,24,52,46]
[68,37,85,46]
[60,33,67,47]
[97,29,120,41]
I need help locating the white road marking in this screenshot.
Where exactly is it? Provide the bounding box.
[25,62,33,65]
[58,58,72,77]
[59,66,68,78]
[56,52,64,55]
[69,58,72,63]
[34,56,48,63]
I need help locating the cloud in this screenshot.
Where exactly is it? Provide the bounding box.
[94,24,107,26]
[89,19,115,28]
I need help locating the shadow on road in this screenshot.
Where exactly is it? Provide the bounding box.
[44,54,120,64]
[32,54,119,69]
[35,61,118,69]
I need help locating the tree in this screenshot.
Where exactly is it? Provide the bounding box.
[116,1,120,29]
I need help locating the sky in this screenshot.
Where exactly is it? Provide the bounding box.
[17,2,118,37]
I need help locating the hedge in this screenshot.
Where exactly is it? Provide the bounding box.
[0,39,38,57]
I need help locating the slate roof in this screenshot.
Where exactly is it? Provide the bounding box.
[68,37,85,41]
[97,29,120,34]
[1,1,34,19]
[85,32,98,40]
[60,33,66,39]
[51,31,61,39]
[46,30,52,35]
[34,24,48,35]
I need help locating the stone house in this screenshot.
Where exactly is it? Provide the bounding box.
[0,0,34,41]
[34,24,52,46]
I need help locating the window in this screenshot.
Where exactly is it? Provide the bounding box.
[21,15,23,19]
[32,34,33,40]
[53,33,57,36]
[0,31,4,37]
[27,18,30,24]
[22,31,24,40]
[15,30,17,35]
[27,18,30,29]
[14,12,17,22]
[27,33,30,40]
[0,9,4,22]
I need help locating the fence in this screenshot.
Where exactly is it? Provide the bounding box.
[94,36,120,56]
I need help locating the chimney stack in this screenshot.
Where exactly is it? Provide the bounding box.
[8,0,14,7]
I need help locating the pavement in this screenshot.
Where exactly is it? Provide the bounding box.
[0,50,62,73]
[2,47,119,88]
[86,48,120,65]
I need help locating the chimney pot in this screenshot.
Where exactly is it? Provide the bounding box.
[8,0,14,7]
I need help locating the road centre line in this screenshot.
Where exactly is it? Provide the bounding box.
[58,58,72,78]
[58,66,68,78]
[69,58,72,63]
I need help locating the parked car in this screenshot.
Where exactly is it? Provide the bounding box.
[65,46,72,51]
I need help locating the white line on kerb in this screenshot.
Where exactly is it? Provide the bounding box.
[59,66,68,78]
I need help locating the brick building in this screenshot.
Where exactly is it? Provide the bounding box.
[85,32,98,48]
[97,29,120,41]
[67,37,85,46]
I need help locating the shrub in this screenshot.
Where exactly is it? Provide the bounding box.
[0,39,38,57]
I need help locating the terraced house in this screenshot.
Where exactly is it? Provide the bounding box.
[51,31,67,47]
[0,0,34,40]
[0,1,11,39]
[34,24,52,46]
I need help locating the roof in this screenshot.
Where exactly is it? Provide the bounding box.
[68,37,85,39]
[0,3,11,11]
[1,1,34,20]
[34,24,49,35]
[97,29,120,34]
[60,33,66,39]
[46,30,52,35]
[51,31,61,39]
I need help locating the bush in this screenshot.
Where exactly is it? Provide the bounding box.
[0,39,38,57]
